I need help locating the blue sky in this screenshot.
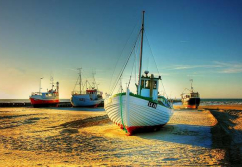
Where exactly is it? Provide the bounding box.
[0,0,242,99]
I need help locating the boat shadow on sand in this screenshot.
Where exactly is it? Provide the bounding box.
[137,124,212,148]
[137,109,242,166]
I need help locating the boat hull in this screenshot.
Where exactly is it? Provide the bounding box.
[30,96,59,107]
[104,92,173,135]
[182,97,200,109]
[116,122,166,134]
[71,95,103,107]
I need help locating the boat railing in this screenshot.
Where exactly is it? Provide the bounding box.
[158,96,173,108]
[71,91,86,95]
[31,92,42,95]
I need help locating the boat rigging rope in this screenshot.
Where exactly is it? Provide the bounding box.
[134,35,141,85]
[110,31,141,95]
[73,77,79,92]
[144,31,169,98]
[127,51,137,88]
[86,80,94,89]
[72,69,88,93]
[144,31,160,76]
[109,20,141,94]
[135,49,137,84]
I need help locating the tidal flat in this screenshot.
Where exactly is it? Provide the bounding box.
[0,105,242,166]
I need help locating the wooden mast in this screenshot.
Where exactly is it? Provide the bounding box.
[190,79,193,93]
[137,11,145,95]
[39,77,43,94]
[78,68,82,93]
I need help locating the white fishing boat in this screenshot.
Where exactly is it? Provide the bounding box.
[71,68,103,107]
[104,11,173,135]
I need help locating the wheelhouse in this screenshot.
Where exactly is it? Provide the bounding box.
[139,72,161,101]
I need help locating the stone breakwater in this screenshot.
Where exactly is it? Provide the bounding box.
[209,109,242,165]
[0,106,242,166]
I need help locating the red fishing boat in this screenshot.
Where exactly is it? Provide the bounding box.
[29,77,60,107]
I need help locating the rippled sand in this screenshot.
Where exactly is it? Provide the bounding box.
[0,106,241,166]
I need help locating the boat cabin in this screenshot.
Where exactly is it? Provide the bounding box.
[86,89,98,100]
[139,71,161,100]
[182,92,200,99]
[191,92,200,98]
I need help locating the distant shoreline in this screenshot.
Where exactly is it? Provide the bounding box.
[1,98,242,100]
[1,98,242,104]
[0,99,71,103]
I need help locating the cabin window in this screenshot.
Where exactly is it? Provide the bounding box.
[141,80,144,88]
[145,80,150,88]
[186,95,190,98]
[191,94,197,98]
[153,81,157,89]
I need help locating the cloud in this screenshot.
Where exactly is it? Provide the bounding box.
[170,64,222,70]
[165,61,242,74]
[214,61,242,74]
[221,68,242,73]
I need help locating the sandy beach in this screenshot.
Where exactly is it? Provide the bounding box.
[0,105,242,166]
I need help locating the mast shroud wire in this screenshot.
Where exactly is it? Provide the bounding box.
[127,51,137,88]
[110,31,142,95]
[134,34,141,85]
[73,77,79,92]
[144,31,169,98]
[108,20,141,94]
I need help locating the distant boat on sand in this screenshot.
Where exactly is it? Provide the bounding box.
[71,68,103,107]
[105,11,173,135]
[29,77,59,107]
[181,79,200,109]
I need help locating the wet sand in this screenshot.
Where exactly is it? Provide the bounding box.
[0,105,242,166]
